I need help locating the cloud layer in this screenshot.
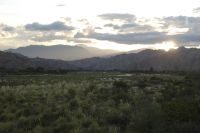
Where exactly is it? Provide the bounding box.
[75,32,168,44]
[1,13,200,50]
[25,21,74,31]
[90,14,200,46]
[99,13,136,23]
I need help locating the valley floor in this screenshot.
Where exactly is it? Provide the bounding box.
[0,72,200,133]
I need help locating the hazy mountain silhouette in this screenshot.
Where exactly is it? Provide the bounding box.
[0,51,76,70]
[6,44,119,61]
[1,47,200,71]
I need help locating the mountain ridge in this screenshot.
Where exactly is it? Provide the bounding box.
[70,47,200,71]
[1,47,200,72]
[0,51,76,71]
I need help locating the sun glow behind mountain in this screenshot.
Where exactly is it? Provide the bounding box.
[154,41,178,51]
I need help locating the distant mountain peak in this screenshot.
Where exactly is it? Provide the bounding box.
[177,46,187,51]
[5,44,120,61]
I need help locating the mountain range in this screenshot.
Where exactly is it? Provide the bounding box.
[1,46,200,72]
[71,47,200,71]
[0,51,76,71]
[6,45,120,61]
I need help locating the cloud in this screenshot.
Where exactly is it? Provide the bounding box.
[161,16,200,44]
[64,17,72,23]
[174,34,200,44]
[0,24,17,38]
[119,24,154,33]
[163,16,190,28]
[56,4,65,7]
[193,7,200,13]
[94,27,102,30]
[104,23,154,33]
[120,23,138,29]
[75,15,200,46]
[2,14,200,49]
[104,24,120,29]
[75,30,200,46]
[0,21,75,44]
[98,13,136,22]
[75,31,169,44]
[0,24,15,31]
[0,33,5,37]
[162,16,200,31]
[25,21,74,31]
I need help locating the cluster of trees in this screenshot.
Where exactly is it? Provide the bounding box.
[0,73,200,132]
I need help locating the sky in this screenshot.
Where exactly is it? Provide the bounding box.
[1,0,200,51]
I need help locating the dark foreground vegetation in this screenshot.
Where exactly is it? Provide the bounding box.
[0,72,200,133]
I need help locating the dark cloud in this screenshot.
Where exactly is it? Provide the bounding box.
[163,16,200,30]
[0,24,16,38]
[104,24,120,29]
[162,16,200,41]
[0,24,15,31]
[172,33,200,46]
[95,27,102,30]
[98,13,136,22]
[104,23,154,33]
[25,21,74,31]
[75,31,169,44]
[159,16,200,46]
[30,31,92,43]
[75,15,200,45]
[75,30,200,46]
[162,16,188,28]
[2,25,14,32]
[119,24,154,33]
[120,23,138,29]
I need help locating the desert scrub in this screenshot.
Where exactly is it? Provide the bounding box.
[0,72,200,133]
